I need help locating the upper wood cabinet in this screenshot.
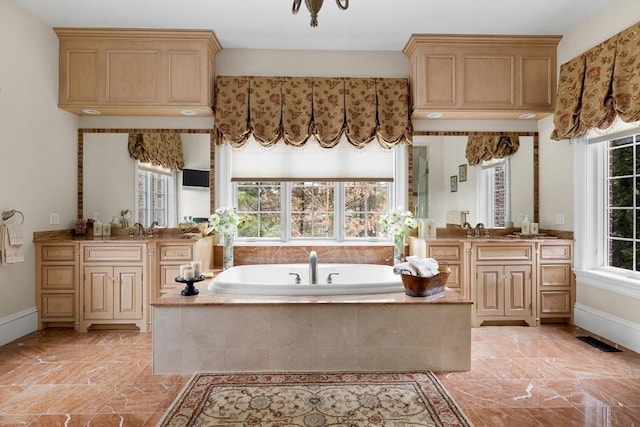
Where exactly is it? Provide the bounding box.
[55,28,222,116]
[403,34,561,119]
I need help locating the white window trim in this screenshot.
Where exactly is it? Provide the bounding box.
[573,126,640,298]
[133,161,177,227]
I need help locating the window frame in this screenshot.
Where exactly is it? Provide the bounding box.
[574,125,640,297]
[134,162,177,227]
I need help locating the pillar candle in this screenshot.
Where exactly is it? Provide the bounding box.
[191,260,202,277]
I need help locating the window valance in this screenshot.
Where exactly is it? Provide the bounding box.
[551,21,640,140]
[465,135,520,166]
[127,132,184,171]
[214,76,413,149]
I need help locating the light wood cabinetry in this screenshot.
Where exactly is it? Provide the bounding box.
[35,243,78,329]
[157,243,194,296]
[472,242,536,327]
[78,243,148,332]
[538,242,575,324]
[55,28,222,116]
[403,34,561,119]
[408,237,466,296]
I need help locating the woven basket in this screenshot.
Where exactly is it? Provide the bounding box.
[401,271,449,297]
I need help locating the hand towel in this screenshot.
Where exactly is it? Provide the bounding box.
[393,262,418,276]
[406,255,439,278]
[1,225,24,264]
[6,224,24,245]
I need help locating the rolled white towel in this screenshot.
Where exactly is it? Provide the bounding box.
[393,262,418,276]
[406,255,440,278]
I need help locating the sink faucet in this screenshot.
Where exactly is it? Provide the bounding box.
[132,222,145,236]
[463,221,473,238]
[309,251,318,285]
[475,223,485,237]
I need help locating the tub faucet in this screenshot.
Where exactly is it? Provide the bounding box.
[309,251,318,285]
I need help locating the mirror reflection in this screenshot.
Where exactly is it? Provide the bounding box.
[81,131,211,228]
[411,133,536,229]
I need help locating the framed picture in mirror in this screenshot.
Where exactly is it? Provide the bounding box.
[450,175,458,192]
[459,164,467,182]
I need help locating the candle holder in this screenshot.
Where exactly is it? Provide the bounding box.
[175,275,205,296]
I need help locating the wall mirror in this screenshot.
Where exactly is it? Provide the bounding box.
[410,131,538,228]
[78,129,214,227]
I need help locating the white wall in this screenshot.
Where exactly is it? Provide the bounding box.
[0,0,78,344]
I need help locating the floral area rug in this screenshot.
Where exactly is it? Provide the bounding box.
[159,371,472,426]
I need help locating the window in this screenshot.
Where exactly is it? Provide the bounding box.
[235,181,390,241]
[606,133,639,272]
[135,162,176,227]
[478,158,510,228]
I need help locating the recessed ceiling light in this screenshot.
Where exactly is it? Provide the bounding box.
[180,109,197,116]
[426,112,443,119]
[518,113,536,119]
[82,109,101,115]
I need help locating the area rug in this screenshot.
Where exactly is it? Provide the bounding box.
[159,371,472,426]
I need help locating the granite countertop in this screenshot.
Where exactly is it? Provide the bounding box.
[33,229,207,243]
[152,279,473,307]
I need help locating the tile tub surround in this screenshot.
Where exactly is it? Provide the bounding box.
[152,282,472,374]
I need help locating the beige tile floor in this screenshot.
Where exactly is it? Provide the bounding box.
[0,324,638,426]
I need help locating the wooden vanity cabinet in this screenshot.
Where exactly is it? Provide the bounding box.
[408,237,465,296]
[471,242,536,327]
[55,28,222,116]
[538,241,575,324]
[157,242,194,296]
[403,34,561,119]
[35,243,78,329]
[78,243,148,333]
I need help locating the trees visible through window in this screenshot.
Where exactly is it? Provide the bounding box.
[235,181,389,240]
[606,133,639,272]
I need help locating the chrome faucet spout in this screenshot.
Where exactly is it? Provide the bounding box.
[309,251,318,285]
[463,221,473,238]
[475,222,485,237]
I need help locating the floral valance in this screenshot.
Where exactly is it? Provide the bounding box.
[214,76,413,149]
[465,135,520,166]
[127,132,184,171]
[551,21,640,140]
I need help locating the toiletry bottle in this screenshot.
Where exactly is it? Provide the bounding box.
[521,215,530,235]
[94,215,103,237]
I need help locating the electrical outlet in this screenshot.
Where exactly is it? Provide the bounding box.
[49,212,60,225]
[555,213,565,225]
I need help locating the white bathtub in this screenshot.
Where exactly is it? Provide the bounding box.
[208,264,404,295]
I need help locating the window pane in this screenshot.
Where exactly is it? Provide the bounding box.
[609,145,633,176]
[609,177,634,207]
[237,182,282,238]
[344,181,388,238]
[609,208,633,238]
[291,182,334,238]
[609,239,634,270]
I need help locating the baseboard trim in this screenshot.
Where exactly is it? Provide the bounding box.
[574,303,640,354]
[0,307,38,346]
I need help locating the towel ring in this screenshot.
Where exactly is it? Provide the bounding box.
[1,209,24,225]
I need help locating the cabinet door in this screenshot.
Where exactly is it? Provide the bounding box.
[113,267,143,320]
[504,265,532,317]
[83,266,113,320]
[475,266,504,316]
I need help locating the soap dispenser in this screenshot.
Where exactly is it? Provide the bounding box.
[521,215,530,235]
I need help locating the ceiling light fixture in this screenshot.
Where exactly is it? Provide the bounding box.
[292,0,349,28]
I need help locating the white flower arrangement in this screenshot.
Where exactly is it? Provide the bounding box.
[205,207,242,237]
[380,207,417,238]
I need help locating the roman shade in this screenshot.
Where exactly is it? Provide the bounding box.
[465,135,520,166]
[551,21,640,140]
[127,132,184,171]
[214,76,412,149]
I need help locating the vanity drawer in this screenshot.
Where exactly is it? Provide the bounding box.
[159,244,194,262]
[82,245,144,262]
[540,264,572,287]
[41,245,75,262]
[540,291,572,315]
[41,265,75,290]
[428,244,461,261]
[475,244,533,261]
[540,244,572,260]
[40,293,75,318]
